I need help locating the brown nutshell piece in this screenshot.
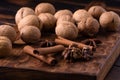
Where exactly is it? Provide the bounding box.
[0,25,17,43]
[55,21,78,40]
[54,9,73,20]
[18,15,43,31]
[0,36,12,58]
[20,26,41,44]
[38,13,56,30]
[88,6,106,19]
[35,3,56,15]
[15,7,35,24]
[99,11,120,31]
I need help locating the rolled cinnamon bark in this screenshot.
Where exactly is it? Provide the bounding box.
[36,45,65,55]
[55,36,93,50]
[23,45,57,66]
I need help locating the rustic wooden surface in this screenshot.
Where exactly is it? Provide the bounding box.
[0,0,120,80]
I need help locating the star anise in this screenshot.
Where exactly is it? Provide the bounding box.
[81,46,93,60]
[81,39,102,49]
[62,44,93,62]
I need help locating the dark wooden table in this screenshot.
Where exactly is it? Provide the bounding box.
[105,55,120,80]
[0,0,120,80]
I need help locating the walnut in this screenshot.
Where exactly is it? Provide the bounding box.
[99,11,120,31]
[77,17,100,36]
[38,13,56,31]
[15,7,35,24]
[54,9,73,20]
[35,3,56,15]
[56,15,74,25]
[88,6,106,19]
[20,26,41,44]
[18,15,43,31]
[55,21,78,40]
[0,36,12,58]
[73,9,92,23]
[0,25,17,43]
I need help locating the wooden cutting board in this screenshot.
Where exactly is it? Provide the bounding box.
[0,0,120,80]
[0,30,120,80]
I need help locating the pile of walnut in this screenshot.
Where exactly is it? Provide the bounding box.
[14,3,120,42]
[0,2,120,65]
[0,25,17,58]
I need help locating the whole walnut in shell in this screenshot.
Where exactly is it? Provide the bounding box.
[57,15,74,25]
[55,21,78,40]
[99,11,120,31]
[0,25,17,43]
[20,26,41,43]
[15,7,35,24]
[73,9,92,23]
[18,15,43,31]
[54,9,73,20]
[35,3,55,15]
[77,17,100,36]
[0,36,12,58]
[88,6,106,19]
[38,13,56,30]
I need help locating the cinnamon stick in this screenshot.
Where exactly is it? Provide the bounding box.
[36,45,65,55]
[23,45,57,66]
[55,36,93,50]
